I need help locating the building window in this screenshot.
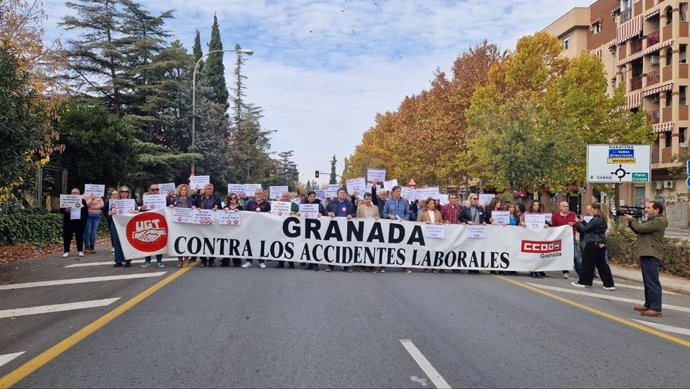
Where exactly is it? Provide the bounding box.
[681,86,687,105]
[665,6,673,25]
[680,44,687,64]
[666,48,673,66]
[680,127,687,147]
[592,22,602,34]
[665,90,673,107]
[681,3,688,22]
[562,37,570,50]
[665,131,672,148]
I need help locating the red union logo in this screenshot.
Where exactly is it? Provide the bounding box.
[521,239,562,253]
[126,212,168,252]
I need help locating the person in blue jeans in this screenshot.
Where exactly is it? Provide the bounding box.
[111,186,132,268]
[140,183,165,268]
[83,193,104,253]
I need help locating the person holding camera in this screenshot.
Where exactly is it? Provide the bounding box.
[622,201,668,318]
[571,202,616,290]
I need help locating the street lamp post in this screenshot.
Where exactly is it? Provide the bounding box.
[191,47,253,175]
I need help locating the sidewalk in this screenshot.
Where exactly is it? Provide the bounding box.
[609,263,690,295]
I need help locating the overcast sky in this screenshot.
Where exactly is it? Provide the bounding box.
[42,0,594,185]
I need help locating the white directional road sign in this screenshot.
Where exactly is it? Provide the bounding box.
[586,144,651,183]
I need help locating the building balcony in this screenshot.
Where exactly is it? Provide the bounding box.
[646,70,660,86]
[645,0,655,9]
[680,104,689,121]
[662,106,672,122]
[652,147,659,164]
[630,39,643,54]
[662,65,673,81]
[631,76,643,91]
[646,30,660,46]
[647,110,660,123]
[662,147,673,163]
[682,22,689,37]
[621,7,633,22]
[663,23,673,41]
[681,63,689,78]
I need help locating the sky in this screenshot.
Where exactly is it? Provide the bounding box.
[41,0,594,185]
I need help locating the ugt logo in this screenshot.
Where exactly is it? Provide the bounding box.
[125,212,168,252]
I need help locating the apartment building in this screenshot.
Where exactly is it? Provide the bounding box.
[544,0,689,228]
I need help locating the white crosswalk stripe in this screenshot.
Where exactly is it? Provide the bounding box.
[592,280,679,295]
[0,298,120,319]
[632,320,690,336]
[0,272,166,291]
[526,283,690,314]
[65,258,177,268]
[0,352,25,368]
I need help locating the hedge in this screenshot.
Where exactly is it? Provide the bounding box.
[0,209,110,246]
[607,221,690,279]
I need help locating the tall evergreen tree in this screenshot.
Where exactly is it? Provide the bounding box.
[232,43,248,130]
[201,14,229,109]
[329,155,338,185]
[192,30,204,73]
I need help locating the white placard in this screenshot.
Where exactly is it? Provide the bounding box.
[466,225,487,239]
[478,194,495,206]
[244,184,263,196]
[299,203,320,218]
[346,177,366,196]
[418,187,440,200]
[227,184,246,197]
[367,169,386,182]
[159,183,176,196]
[400,186,417,201]
[545,213,553,224]
[525,213,546,231]
[189,175,210,191]
[59,194,82,208]
[143,194,167,210]
[269,186,289,200]
[422,224,446,239]
[218,209,241,226]
[383,179,399,191]
[111,199,137,215]
[325,184,340,198]
[193,209,215,225]
[172,207,194,224]
[491,211,510,225]
[270,201,293,216]
[439,194,450,206]
[313,189,325,201]
[84,184,105,197]
[583,215,593,223]
[586,144,651,183]
[70,206,82,220]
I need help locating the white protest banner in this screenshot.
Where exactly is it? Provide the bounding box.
[325,184,340,198]
[478,194,495,206]
[244,184,263,196]
[439,194,450,206]
[346,177,366,196]
[193,209,215,225]
[227,184,246,197]
[367,168,386,182]
[159,183,176,196]
[383,179,399,191]
[84,184,105,197]
[269,186,288,200]
[270,201,293,216]
[111,199,137,215]
[313,189,326,201]
[218,209,241,226]
[59,194,82,208]
[491,211,510,225]
[545,213,553,224]
[299,203,320,218]
[400,186,417,201]
[114,210,574,270]
[172,207,194,224]
[525,213,546,231]
[143,194,167,210]
[418,187,440,200]
[466,225,487,239]
[189,175,210,191]
[422,224,446,239]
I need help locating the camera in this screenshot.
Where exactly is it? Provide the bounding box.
[613,205,644,219]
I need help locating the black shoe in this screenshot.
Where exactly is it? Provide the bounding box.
[300,263,306,267]
[188,258,197,262]
[124,261,131,268]
[469,270,480,274]
[288,262,295,269]
[276,262,284,268]
[313,265,319,271]
[536,273,544,279]
[452,269,461,274]
[530,272,537,278]
[113,263,123,268]
[490,271,497,275]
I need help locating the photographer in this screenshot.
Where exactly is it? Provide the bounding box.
[623,201,668,318]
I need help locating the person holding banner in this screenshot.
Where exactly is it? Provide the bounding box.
[141,184,166,268]
[243,188,271,269]
[221,193,244,267]
[276,191,300,269]
[111,186,133,267]
[194,183,222,268]
[484,197,503,225]
[170,184,194,268]
[419,198,443,274]
[572,202,616,291]
[370,183,387,218]
[301,191,326,271]
[103,189,119,253]
[355,192,380,272]
[506,202,520,226]
[460,194,485,274]
[383,186,412,274]
[62,188,88,258]
[520,200,548,278]
[441,194,461,225]
[551,201,581,280]
[82,192,104,254]
[325,188,356,272]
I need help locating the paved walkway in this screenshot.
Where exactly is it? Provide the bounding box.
[610,263,690,295]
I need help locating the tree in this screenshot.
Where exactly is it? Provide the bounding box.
[277,150,299,188]
[200,14,228,109]
[192,29,203,72]
[232,43,248,131]
[329,155,338,185]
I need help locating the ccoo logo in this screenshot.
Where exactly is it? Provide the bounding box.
[521,239,562,254]
[125,212,168,252]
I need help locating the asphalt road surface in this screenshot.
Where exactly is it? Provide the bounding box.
[1,249,690,388]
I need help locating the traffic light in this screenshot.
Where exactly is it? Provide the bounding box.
[315,170,320,178]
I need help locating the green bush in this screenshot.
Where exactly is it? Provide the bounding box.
[607,221,690,278]
[0,209,112,246]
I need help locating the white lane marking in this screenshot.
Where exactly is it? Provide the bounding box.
[0,272,166,291]
[65,258,177,268]
[0,352,25,368]
[592,280,679,295]
[400,339,451,389]
[0,298,120,319]
[527,283,690,314]
[633,320,690,336]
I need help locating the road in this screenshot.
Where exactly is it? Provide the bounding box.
[1,249,690,388]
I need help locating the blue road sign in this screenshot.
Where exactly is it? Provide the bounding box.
[687,176,690,189]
